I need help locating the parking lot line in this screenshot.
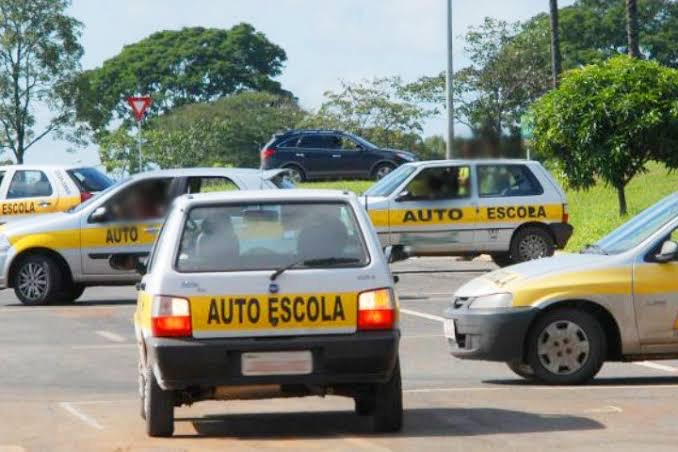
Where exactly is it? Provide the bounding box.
[400,308,444,323]
[95,330,125,343]
[58,402,104,430]
[634,361,678,373]
[71,344,134,350]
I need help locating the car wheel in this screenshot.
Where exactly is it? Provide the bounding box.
[13,254,62,306]
[372,358,403,433]
[526,309,606,385]
[373,163,395,180]
[144,366,174,437]
[55,283,86,304]
[490,253,513,267]
[506,361,536,380]
[283,165,305,183]
[509,226,555,264]
[354,392,376,416]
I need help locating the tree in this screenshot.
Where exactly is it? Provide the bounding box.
[531,55,678,215]
[626,0,641,57]
[549,0,562,87]
[75,23,288,138]
[300,77,436,151]
[98,92,305,174]
[0,0,83,163]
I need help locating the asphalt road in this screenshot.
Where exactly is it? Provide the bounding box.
[2,257,678,451]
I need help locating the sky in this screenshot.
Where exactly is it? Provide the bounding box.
[25,0,575,167]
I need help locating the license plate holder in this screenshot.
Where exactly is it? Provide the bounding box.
[443,319,456,341]
[241,351,313,376]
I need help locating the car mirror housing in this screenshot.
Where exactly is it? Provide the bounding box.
[395,191,411,202]
[384,245,412,264]
[655,240,677,263]
[89,206,108,223]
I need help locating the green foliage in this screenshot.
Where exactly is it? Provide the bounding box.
[75,23,288,135]
[0,0,83,163]
[299,77,437,152]
[98,92,305,174]
[531,55,678,215]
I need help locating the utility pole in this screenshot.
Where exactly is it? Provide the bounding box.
[549,0,562,88]
[445,0,454,159]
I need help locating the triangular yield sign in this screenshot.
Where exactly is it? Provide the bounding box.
[127,96,152,121]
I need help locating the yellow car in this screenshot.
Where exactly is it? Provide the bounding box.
[444,193,677,384]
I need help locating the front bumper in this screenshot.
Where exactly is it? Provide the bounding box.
[548,223,574,249]
[146,330,400,391]
[444,306,538,362]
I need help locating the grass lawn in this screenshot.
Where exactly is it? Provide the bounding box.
[299,163,677,251]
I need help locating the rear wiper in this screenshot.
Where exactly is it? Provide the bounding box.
[270,257,361,281]
[582,243,608,255]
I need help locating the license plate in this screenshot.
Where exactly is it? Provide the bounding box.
[241,351,313,376]
[443,319,456,341]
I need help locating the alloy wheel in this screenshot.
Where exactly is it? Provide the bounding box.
[17,262,48,301]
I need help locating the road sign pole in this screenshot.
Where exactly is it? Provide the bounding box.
[137,118,143,173]
[445,0,455,159]
[126,96,152,174]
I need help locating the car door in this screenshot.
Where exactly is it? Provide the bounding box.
[329,134,365,177]
[387,164,476,254]
[80,177,173,275]
[0,169,60,222]
[634,225,678,346]
[297,134,338,177]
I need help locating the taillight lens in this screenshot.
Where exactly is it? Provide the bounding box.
[261,148,276,160]
[151,296,192,337]
[80,191,93,203]
[357,288,397,330]
[562,203,569,223]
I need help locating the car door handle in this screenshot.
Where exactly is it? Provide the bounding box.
[332,154,341,158]
[38,201,51,207]
[646,299,667,306]
[144,226,159,234]
[296,153,305,157]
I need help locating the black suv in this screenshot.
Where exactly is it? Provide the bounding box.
[260,129,418,182]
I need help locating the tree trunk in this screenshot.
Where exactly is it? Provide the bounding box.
[549,0,562,88]
[616,184,628,216]
[626,0,641,58]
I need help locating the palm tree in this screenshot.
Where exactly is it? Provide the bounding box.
[549,0,562,88]
[626,0,641,57]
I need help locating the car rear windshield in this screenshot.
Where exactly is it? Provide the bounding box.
[67,167,114,192]
[175,201,370,273]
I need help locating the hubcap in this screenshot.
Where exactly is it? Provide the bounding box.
[17,262,48,301]
[518,234,548,260]
[375,165,393,179]
[286,168,302,183]
[537,320,590,375]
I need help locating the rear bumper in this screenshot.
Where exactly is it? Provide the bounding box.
[146,330,400,391]
[548,223,574,249]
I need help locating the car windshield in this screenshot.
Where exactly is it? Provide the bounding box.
[347,133,377,149]
[67,167,114,192]
[364,164,417,197]
[67,178,128,213]
[176,201,370,272]
[592,195,678,255]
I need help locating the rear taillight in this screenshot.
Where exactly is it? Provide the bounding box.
[261,148,276,160]
[562,203,569,223]
[151,296,192,337]
[357,288,397,330]
[80,191,93,203]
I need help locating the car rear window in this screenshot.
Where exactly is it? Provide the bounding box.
[176,202,369,272]
[67,167,114,192]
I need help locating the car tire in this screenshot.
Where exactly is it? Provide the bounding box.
[283,165,305,183]
[506,361,536,380]
[490,253,513,267]
[354,392,376,416]
[372,358,403,433]
[56,283,86,304]
[145,366,174,437]
[372,163,395,180]
[526,308,606,385]
[509,226,555,264]
[12,254,63,306]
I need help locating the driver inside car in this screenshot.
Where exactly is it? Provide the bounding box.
[196,214,240,269]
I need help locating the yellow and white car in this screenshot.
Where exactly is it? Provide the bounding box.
[444,193,678,384]
[0,168,284,306]
[0,165,113,223]
[363,159,573,266]
[133,189,402,437]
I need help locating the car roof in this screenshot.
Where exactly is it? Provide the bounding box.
[175,189,355,208]
[406,159,537,167]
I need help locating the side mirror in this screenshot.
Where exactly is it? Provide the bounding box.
[395,191,411,202]
[90,206,108,223]
[109,254,145,273]
[655,240,677,263]
[356,144,365,151]
[384,245,412,264]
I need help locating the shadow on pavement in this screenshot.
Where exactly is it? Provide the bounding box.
[175,407,602,439]
[486,376,678,386]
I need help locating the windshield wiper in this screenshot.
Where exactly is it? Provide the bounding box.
[270,257,361,281]
[582,243,608,255]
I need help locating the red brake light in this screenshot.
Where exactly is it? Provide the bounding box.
[151,296,192,337]
[357,288,397,330]
[562,203,569,223]
[261,148,276,160]
[80,191,93,203]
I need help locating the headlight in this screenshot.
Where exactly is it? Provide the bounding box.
[468,293,513,309]
[0,235,11,252]
[396,152,415,162]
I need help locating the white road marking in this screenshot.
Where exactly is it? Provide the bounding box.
[58,402,104,430]
[584,405,623,414]
[0,305,135,313]
[342,437,392,451]
[633,361,678,373]
[400,308,445,323]
[71,344,134,350]
[404,384,678,393]
[95,330,125,343]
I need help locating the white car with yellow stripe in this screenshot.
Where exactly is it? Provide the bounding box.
[0,168,285,306]
[444,193,678,384]
[363,159,572,266]
[132,189,402,437]
[0,165,113,223]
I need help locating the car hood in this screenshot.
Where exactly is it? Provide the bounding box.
[380,149,418,160]
[455,253,616,298]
